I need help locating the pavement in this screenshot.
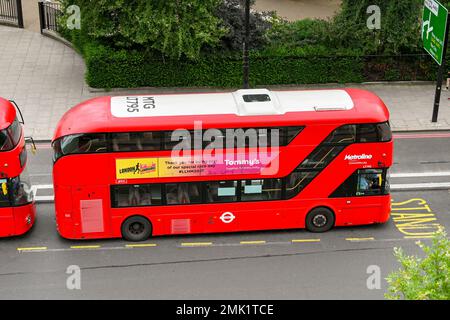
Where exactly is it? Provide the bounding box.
[0,24,450,141]
[254,0,341,21]
[21,0,42,33]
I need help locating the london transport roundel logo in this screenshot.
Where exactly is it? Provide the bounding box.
[220,212,235,224]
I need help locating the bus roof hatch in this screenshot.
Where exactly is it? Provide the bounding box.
[233,89,282,116]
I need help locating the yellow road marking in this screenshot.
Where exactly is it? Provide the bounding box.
[17,247,47,252]
[240,240,266,245]
[125,243,157,248]
[345,237,375,242]
[181,242,213,247]
[70,245,101,250]
[404,235,435,239]
[291,239,321,243]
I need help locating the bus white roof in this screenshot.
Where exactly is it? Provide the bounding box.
[110,89,354,118]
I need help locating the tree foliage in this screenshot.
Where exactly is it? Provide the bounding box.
[332,0,424,54]
[264,18,332,50]
[60,0,227,60]
[385,231,450,300]
[214,0,275,51]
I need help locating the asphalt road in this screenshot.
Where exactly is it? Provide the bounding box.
[0,132,449,299]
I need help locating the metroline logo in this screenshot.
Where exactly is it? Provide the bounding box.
[344,154,373,161]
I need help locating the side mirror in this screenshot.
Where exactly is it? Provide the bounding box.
[25,137,37,155]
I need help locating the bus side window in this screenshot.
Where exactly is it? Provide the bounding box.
[330,172,357,198]
[166,183,201,205]
[112,184,162,207]
[112,133,131,152]
[206,181,238,203]
[61,134,107,155]
[300,146,345,169]
[324,125,356,144]
[286,127,304,145]
[141,132,162,151]
[0,127,13,151]
[241,179,282,201]
[358,124,378,143]
[376,122,392,142]
[164,130,193,151]
[8,118,22,147]
[286,170,319,199]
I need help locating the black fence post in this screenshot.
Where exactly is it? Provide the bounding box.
[432,12,450,123]
[15,0,23,28]
[38,1,44,34]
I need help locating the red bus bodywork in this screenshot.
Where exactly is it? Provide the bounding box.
[52,88,393,240]
[0,98,35,237]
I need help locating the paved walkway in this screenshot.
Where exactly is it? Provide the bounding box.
[0,25,449,140]
[254,0,341,21]
[22,0,42,33]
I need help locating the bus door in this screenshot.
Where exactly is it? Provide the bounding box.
[0,179,14,236]
[72,185,110,237]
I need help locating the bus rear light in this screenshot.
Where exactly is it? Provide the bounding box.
[25,215,32,225]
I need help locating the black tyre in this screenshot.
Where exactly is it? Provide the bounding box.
[121,216,152,242]
[305,207,335,233]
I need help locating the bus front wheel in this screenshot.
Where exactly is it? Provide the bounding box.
[305,207,335,233]
[121,216,152,242]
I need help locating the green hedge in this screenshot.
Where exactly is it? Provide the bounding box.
[84,44,443,89]
[83,43,366,89]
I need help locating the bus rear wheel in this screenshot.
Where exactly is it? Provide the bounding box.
[121,216,152,242]
[305,207,335,233]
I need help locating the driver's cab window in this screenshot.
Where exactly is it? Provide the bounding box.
[0,179,10,207]
[356,169,383,196]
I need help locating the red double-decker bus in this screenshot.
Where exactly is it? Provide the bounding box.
[0,98,35,237]
[52,88,393,241]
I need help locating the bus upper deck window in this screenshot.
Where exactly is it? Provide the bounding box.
[376,122,392,142]
[0,128,13,151]
[357,124,378,142]
[324,125,356,144]
[8,118,21,146]
[112,132,163,152]
[60,134,107,155]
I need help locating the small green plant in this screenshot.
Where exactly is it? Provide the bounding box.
[385,230,450,300]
